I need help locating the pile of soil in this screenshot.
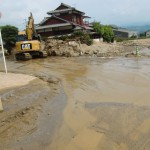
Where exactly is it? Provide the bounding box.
[45,39,82,57]
[44,38,135,57]
[120,38,150,48]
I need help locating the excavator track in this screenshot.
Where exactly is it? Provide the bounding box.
[39,51,48,58]
[15,53,32,61]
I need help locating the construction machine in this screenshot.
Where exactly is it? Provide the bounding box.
[15,13,47,60]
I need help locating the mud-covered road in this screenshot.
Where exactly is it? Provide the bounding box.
[0,55,150,150]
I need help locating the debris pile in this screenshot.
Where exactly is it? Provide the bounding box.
[44,38,132,57]
[45,39,82,57]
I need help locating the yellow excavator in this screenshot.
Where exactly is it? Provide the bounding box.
[15,13,47,60]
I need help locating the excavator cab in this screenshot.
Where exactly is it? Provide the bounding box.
[16,31,27,42]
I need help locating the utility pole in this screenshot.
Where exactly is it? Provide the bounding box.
[0,12,8,74]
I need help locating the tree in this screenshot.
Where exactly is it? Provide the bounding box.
[83,33,93,46]
[93,22,114,42]
[93,22,104,37]
[0,25,18,54]
[103,25,114,42]
[139,32,146,38]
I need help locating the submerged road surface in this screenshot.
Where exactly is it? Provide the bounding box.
[0,56,150,150]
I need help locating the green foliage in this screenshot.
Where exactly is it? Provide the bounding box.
[130,34,137,39]
[115,37,124,42]
[55,35,69,41]
[103,26,114,42]
[72,31,84,37]
[0,25,18,54]
[82,34,93,46]
[93,22,114,43]
[41,36,48,42]
[74,31,93,46]
[139,32,146,38]
[54,31,93,46]
[61,35,69,41]
[93,22,104,36]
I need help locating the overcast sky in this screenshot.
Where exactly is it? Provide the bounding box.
[0,0,150,30]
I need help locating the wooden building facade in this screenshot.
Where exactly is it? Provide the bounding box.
[35,3,93,37]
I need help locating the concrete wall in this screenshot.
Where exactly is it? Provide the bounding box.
[93,38,103,43]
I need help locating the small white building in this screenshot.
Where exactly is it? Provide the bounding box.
[145,30,150,37]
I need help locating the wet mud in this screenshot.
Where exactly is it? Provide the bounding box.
[0,73,67,150]
[0,55,150,150]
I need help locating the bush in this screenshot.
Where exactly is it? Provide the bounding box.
[93,22,104,37]
[93,22,114,43]
[41,36,48,41]
[130,35,137,39]
[54,35,69,41]
[103,26,114,43]
[71,31,93,45]
[72,31,84,37]
[83,34,93,45]
[115,37,124,42]
[139,33,146,38]
[0,25,18,54]
[53,31,93,46]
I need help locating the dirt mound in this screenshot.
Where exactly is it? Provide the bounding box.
[45,39,82,57]
[44,38,150,58]
[44,39,132,57]
[120,38,150,48]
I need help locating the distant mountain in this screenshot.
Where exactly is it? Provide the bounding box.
[124,25,150,33]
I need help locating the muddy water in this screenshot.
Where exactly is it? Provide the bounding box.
[1,57,150,150]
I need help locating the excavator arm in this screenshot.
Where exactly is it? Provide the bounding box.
[26,13,38,40]
[15,12,47,60]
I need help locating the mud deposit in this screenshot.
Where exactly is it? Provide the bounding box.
[0,73,66,150]
[0,56,150,150]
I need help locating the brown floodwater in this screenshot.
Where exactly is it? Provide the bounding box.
[0,56,150,150]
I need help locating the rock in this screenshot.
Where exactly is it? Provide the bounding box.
[57,40,63,44]
[37,106,42,111]
[22,111,26,115]
[84,51,90,55]
[26,107,30,110]
[97,53,105,57]
[50,50,57,56]
[125,53,135,57]
[93,50,98,55]
[47,76,59,84]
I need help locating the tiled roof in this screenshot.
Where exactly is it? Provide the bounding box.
[35,23,72,30]
[47,9,72,15]
[47,3,85,15]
